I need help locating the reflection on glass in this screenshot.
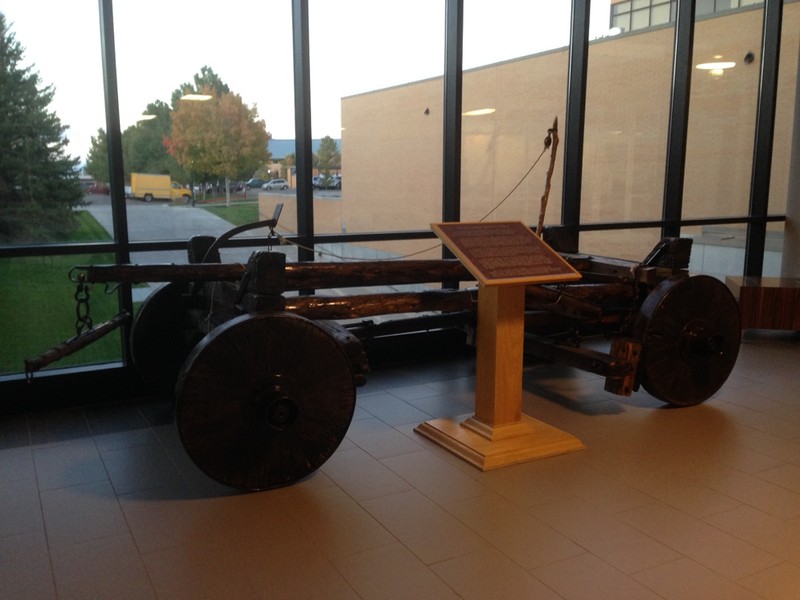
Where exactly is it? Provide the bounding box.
[684,8,763,221]
[315,238,443,264]
[460,2,577,239]
[681,225,748,278]
[580,229,664,263]
[768,3,800,219]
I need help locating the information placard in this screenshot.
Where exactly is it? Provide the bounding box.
[431,221,581,286]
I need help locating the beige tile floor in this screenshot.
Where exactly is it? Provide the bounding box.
[1,331,800,599]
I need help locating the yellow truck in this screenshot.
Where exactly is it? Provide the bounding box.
[130,173,193,203]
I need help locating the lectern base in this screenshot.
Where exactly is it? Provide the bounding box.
[414,414,585,471]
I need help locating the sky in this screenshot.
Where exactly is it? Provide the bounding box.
[3,0,613,163]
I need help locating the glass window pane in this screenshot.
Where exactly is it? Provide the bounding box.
[314,239,445,267]
[682,225,747,278]
[580,4,674,258]
[111,1,290,242]
[319,1,444,249]
[770,2,799,219]
[1,1,109,245]
[613,1,633,15]
[1,2,120,376]
[1,254,122,376]
[766,2,799,276]
[581,230,665,263]
[460,1,573,235]
[684,9,763,222]
[697,0,716,16]
[631,8,651,30]
[652,3,672,25]
[612,13,632,32]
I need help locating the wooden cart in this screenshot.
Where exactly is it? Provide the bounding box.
[26,219,741,490]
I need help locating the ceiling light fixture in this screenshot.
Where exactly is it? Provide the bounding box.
[181,93,213,101]
[462,108,496,117]
[696,60,736,77]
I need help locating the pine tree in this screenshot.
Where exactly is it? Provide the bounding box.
[0,13,83,243]
[315,136,341,173]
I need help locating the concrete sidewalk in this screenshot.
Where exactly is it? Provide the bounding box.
[84,202,296,264]
[83,202,297,301]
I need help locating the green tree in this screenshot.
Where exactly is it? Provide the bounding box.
[85,101,188,186]
[171,65,230,107]
[0,13,83,243]
[84,128,109,184]
[122,100,186,181]
[315,135,341,174]
[281,152,296,180]
[168,84,270,205]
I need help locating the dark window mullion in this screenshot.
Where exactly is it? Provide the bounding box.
[99,0,132,365]
[561,0,592,253]
[292,0,315,262]
[662,0,696,238]
[745,0,783,276]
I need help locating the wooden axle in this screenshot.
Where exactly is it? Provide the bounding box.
[78,259,473,289]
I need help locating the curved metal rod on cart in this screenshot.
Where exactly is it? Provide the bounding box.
[200,204,284,262]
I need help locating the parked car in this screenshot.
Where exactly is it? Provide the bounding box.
[262,179,289,190]
[245,178,268,189]
[85,182,110,195]
[318,174,341,190]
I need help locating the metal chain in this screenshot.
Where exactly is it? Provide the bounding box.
[74,274,93,335]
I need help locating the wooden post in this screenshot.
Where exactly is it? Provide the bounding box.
[471,283,525,428]
[416,221,585,470]
[415,282,585,470]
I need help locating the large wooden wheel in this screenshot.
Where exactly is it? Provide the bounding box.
[130,282,192,386]
[635,275,741,406]
[175,312,356,491]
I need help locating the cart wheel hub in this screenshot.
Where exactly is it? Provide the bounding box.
[265,394,297,429]
[681,319,725,358]
[249,380,297,430]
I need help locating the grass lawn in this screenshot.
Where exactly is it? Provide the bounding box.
[70,208,115,242]
[2,205,256,376]
[1,211,121,375]
[0,253,123,375]
[202,202,259,227]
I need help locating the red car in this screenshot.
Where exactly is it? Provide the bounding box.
[86,183,110,195]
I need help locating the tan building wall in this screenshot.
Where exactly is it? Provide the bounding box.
[263,5,798,265]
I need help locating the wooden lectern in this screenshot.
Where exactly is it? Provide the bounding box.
[415,222,586,470]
